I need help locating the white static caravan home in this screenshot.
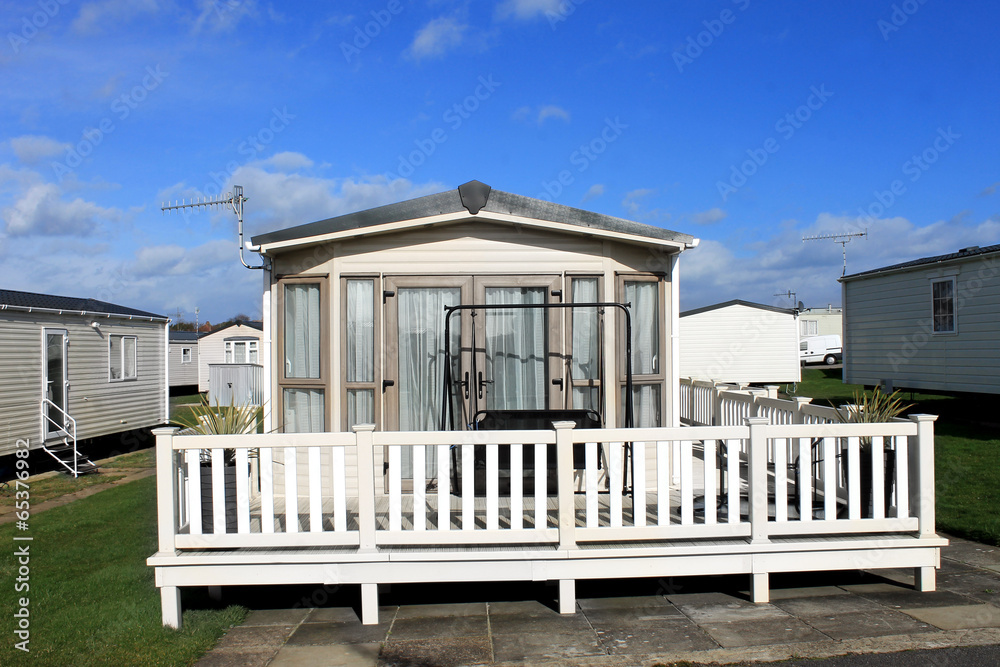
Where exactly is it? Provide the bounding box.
[168,330,200,390]
[841,244,1000,394]
[196,321,263,393]
[679,300,801,385]
[0,289,168,475]
[149,182,947,629]
[254,180,697,436]
[798,305,842,339]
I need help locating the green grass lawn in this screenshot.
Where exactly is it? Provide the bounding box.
[0,476,245,666]
[169,391,206,428]
[784,368,1000,546]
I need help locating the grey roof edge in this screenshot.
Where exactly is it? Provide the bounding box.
[680,299,796,318]
[251,182,696,248]
[206,320,263,335]
[0,288,167,320]
[169,331,202,341]
[840,243,1000,281]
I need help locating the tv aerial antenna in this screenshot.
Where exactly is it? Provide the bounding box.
[802,229,867,277]
[161,185,267,270]
[773,290,804,312]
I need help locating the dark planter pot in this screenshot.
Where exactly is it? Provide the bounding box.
[200,464,238,533]
[859,446,896,519]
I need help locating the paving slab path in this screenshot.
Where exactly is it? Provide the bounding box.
[193,534,1000,667]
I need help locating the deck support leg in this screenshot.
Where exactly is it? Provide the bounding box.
[360,583,379,625]
[207,586,222,602]
[559,579,576,614]
[161,586,182,629]
[751,572,769,603]
[914,566,936,592]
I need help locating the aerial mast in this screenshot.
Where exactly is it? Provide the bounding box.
[802,229,868,276]
[161,185,267,270]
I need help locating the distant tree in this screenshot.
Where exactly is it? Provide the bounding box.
[172,319,198,332]
[213,313,257,330]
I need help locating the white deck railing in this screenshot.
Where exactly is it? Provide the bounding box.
[153,415,938,556]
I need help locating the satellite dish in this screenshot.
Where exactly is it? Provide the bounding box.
[797,301,805,311]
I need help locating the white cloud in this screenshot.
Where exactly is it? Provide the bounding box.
[72,0,161,34]
[2,180,120,237]
[9,136,71,165]
[192,0,260,33]
[132,240,234,278]
[537,105,570,124]
[582,184,604,202]
[262,151,314,171]
[980,181,1000,197]
[679,213,1000,312]
[496,0,563,20]
[622,188,655,215]
[692,207,727,225]
[408,16,468,60]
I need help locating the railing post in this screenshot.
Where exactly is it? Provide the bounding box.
[791,397,812,424]
[712,383,724,426]
[153,427,181,554]
[353,424,378,552]
[746,417,771,544]
[553,422,578,551]
[909,414,938,538]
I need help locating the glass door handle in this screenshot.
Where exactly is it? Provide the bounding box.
[478,371,493,399]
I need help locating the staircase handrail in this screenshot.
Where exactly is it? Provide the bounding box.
[41,398,79,477]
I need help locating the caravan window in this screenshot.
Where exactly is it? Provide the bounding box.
[279,278,329,432]
[109,335,137,381]
[618,276,665,427]
[931,278,956,334]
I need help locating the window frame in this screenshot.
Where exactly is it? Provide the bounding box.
[340,275,381,431]
[930,277,958,335]
[566,274,604,414]
[225,339,259,364]
[276,275,331,432]
[109,334,138,382]
[181,347,192,364]
[616,274,667,427]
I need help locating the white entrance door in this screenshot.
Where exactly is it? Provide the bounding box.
[43,329,69,439]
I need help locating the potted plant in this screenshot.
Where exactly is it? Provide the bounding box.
[173,396,264,532]
[837,387,913,518]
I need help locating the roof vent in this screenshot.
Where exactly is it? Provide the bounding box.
[959,245,980,254]
[458,180,491,215]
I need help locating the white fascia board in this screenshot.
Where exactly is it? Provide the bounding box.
[258,211,691,254]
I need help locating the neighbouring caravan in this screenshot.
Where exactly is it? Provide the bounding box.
[800,334,842,365]
[168,330,200,390]
[841,244,1000,394]
[196,321,263,394]
[679,300,801,384]
[0,289,168,474]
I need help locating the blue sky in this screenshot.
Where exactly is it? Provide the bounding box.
[2,0,998,324]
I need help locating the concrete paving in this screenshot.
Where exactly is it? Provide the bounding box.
[194,534,1000,666]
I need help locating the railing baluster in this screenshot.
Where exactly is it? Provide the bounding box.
[187,450,202,536]
[656,441,669,526]
[680,440,693,525]
[235,448,249,534]
[260,447,274,533]
[333,446,346,532]
[703,439,716,525]
[486,444,499,531]
[609,442,622,528]
[585,442,598,528]
[633,442,646,527]
[211,449,225,535]
[895,435,909,518]
[462,444,474,531]
[437,444,450,531]
[534,443,547,529]
[308,446,322,532]
[798,437,811,522]
[284,447,298,534]
[774,435,787,522]
[414,445,426,531]
[847,436,861,521]
[389,445,401,532]
[727,438,740,524]
[510,443,523,530]
[823,437,836,521]
[872,436,885,520]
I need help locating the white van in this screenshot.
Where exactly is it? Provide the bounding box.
[800,334,842,365]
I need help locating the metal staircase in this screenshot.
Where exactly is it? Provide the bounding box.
[41,399,97,477]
